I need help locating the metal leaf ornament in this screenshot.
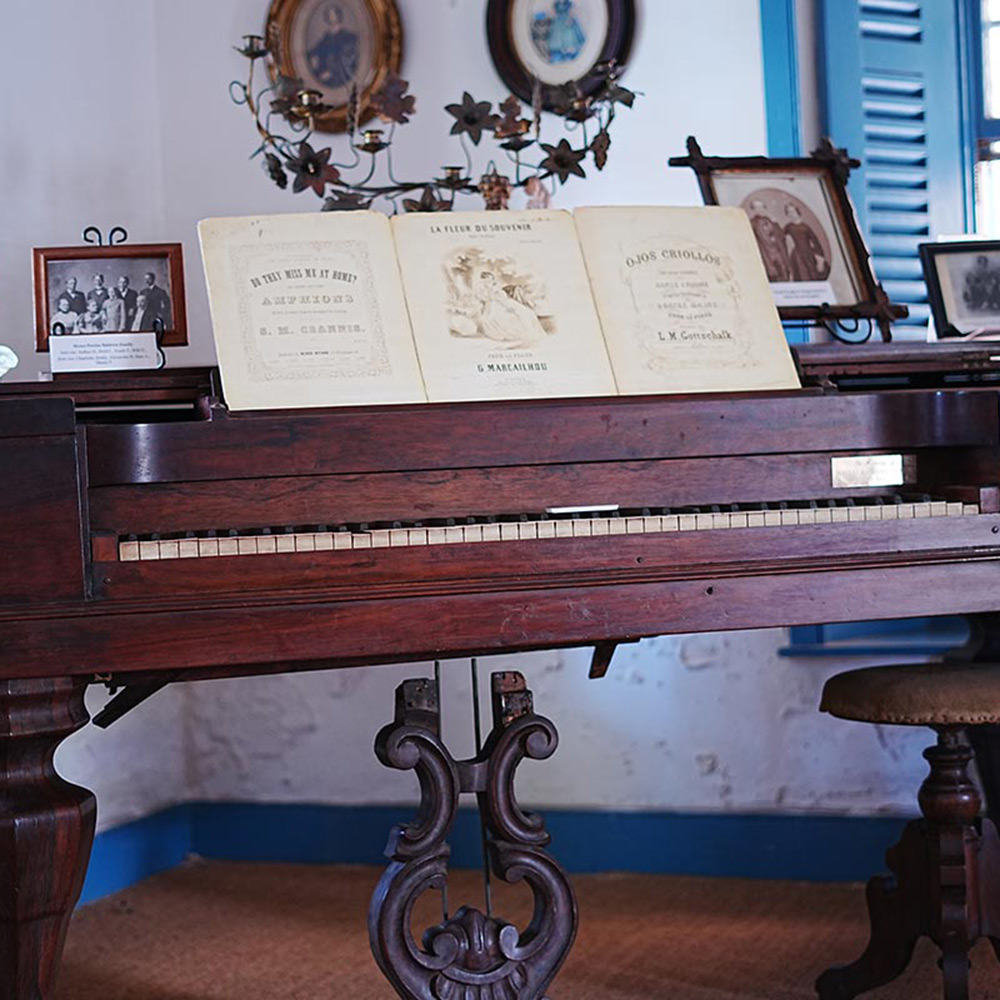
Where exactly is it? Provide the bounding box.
[323,190,372,211]
[591,129,611,171]
[445,92,499,145]
[270,74,306,119]
[539,139,588,183]
[402,186,452,213]
[372,74,416,125]
[263,152,288,189]
[285,142,341,197]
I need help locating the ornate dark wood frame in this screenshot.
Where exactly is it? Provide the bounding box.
[32,243,188,353]
[486,0,635,109]
[919,238,1000,339]
[370,671,577,999]
[669,136,907,343]
[265,0,404,134]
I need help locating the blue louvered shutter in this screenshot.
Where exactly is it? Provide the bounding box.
[821,0,970,336]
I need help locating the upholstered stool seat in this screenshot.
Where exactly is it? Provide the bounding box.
[815,660,1000,1000]
[821,661,1000,726]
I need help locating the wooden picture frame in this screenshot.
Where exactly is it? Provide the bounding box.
[669,136,906,342]
[265,0,403,134]
[486,0,635,109]
[920,239,1000,339]
[33,243,188,352]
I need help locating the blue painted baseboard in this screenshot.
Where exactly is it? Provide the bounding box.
[81,803,912,905]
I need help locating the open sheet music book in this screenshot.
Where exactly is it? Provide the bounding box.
[199,207,799,410]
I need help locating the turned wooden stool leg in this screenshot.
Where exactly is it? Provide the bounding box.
[817,726,983,1000]
[0,678,96,1000]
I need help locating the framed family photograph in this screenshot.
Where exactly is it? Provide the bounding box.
[670,137,905,341]
[33,243,187,351]
[920,240,1000,338]
[487,0,635,108]
[266,0,403,133]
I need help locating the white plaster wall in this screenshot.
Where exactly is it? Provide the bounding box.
[4,0,931,830]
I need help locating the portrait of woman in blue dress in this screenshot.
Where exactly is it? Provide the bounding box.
[531,0,587,64]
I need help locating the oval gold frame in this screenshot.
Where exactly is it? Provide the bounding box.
[265,0,403,134]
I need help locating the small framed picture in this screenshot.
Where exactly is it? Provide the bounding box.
[670,137,904,340]
[266,0,404,133]
[33,243,187,352]
[486,0,635,107]
[919,240,1000,338]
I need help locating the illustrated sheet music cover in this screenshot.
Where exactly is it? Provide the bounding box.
[575,206,801,395]
[198,212,427,410]
[391,209,618,402]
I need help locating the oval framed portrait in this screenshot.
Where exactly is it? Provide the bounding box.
[486,0,635,106]
[266,0,403,133]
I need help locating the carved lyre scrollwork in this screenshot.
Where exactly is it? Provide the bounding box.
[369,671,577,1000]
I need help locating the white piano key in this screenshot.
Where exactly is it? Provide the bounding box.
[366,530,388,548]
[353,533,373,549]
[880,505,899,520]
[643,515,663,533]
[572,519,592,537]
[746,512,765,528]
[695,513,714,530]
[444,526,465,544]
[964,504,980,515]
[896,503,916,519]
[729,512,748,529]
[237,537,258,556]
[625,517,646,534]
[518,522,540,541]
[555,520,575,538]
[500,523,520,541]
[293,533,316,552]
[257,535,278,554]
[913,502,932,518]
[863,506,882,521]
[608,518,627,535]
[661,514,680,532]
[591,518,611,536]
[159,540,180,560]
[428,527,447,545]
[679,514,697,531]
[314,533,334,551]
[463,525,484,543]
[797,509,817,525]
[275,535,296,553]
[537,521,557,539]
[119,541,140,562]
[712,513,731,529]
[408,528,430,545]
[811,508,831,524]
[389,529,410,547]
[779,510,798,526]
[764,511,782,527]
[847,507,865,523]
[929,501,948,517]
[139,540,161,560]
[178,539,200,559]
[218,537,240,557]
[946,502,965,517]
[830,508,849,523]
[334,533,353,550]
[198,538,220,558]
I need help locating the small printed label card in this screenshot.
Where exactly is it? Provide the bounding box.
[48,332,160,373]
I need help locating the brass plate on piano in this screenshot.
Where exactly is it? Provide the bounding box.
[830,454,910,490]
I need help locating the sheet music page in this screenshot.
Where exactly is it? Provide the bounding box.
[391,210,617,402]
[575,206,800,394]
[198,212,426,410]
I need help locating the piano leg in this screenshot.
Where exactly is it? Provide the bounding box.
[0,678,95,1000]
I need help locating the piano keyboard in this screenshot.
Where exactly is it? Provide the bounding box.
[116,496,981,562]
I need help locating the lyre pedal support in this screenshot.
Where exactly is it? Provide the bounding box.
[369,670,577,1000]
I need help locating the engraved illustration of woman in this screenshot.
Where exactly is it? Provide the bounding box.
[546,0,586,62]
[473,269,547,348]
[783,203,830,282]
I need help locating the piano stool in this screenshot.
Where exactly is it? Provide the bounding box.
[816,662,1000,1000]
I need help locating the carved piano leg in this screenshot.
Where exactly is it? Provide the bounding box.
[370,671,577,1000]
[0,678,96,1000]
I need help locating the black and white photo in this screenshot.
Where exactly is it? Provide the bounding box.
[920,240,1000,338]
[33,243,187,351]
